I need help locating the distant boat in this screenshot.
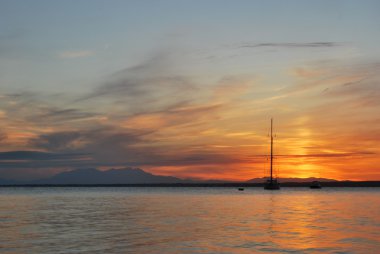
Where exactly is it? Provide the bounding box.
[238,187,244,191]
[264,118,280,190]
[310,181,322,189]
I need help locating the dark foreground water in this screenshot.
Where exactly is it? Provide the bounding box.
[1,187,379,254]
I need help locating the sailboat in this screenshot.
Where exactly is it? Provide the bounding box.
[310,181,322,189]
[264,118,280,190]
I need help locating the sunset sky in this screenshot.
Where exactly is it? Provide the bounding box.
[0,0,379,181]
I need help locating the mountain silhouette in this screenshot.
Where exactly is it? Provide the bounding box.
[32,167,185,184]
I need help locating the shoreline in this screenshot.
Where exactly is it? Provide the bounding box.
[1,181,380,187]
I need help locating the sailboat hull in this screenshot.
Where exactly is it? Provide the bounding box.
[309,181,322,189]
[264,185,280,190]
[264,180,280,190]
[264,183,280,190]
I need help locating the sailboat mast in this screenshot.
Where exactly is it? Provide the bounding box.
[270,118,273,182]
[264,118,280,190]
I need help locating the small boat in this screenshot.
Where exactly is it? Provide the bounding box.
[310,181,322,189]
[264,178,280,190]
[238,187,244,191]
[264,118,280,190]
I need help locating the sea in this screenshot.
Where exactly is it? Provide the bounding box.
[1,187,379,254]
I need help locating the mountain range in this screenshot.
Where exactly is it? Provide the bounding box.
[0,167,339,185]
[32,168,184,184]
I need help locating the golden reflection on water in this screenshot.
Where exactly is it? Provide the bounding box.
[0,187,380,253]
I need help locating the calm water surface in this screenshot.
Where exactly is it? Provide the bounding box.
[1,187,379,253]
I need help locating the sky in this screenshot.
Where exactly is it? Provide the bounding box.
[0,0,379,181]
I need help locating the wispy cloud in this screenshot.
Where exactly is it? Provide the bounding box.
[279,61,380,97]
[0,151,92,171]
[0,150,87,161]
[78,49,200,115]
[34,108,100,123]
[239,42,339,49]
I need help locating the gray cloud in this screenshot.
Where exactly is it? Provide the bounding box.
[0,150,85,160]
[0,151,91,168]
[78,50,198,114]
[30,127,148,151]
[27,127,158,168]
[0,91,100,127]
[239,42,339,49]
[1,91,49,115]
[35,108,99,122]
[30,131,83,152]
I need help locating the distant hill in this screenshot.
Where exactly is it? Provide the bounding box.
[247,177,337,183]
[32,167,186,184]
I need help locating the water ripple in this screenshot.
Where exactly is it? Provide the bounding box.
[0,187,380,253]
